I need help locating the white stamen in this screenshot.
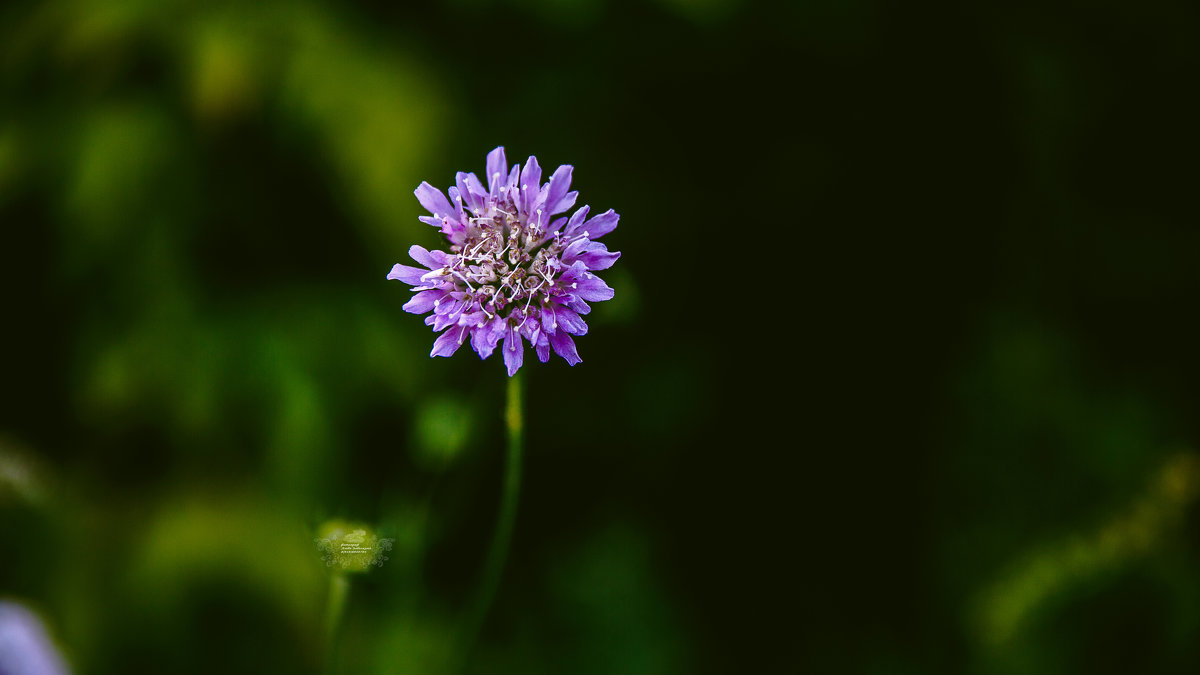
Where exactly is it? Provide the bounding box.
[450,269,475,291]
[523,280,546,312]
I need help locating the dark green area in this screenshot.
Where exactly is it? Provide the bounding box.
[2,0,1199,672]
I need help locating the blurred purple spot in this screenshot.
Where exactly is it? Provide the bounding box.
[0,602,71,675]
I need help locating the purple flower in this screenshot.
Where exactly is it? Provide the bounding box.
[388,147,620,376]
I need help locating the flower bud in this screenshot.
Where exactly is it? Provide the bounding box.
[314,520,393,574]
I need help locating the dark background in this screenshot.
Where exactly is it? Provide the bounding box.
[2,0,1199,672]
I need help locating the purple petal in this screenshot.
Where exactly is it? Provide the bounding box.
[562,205,591,238]
[456,172,487,212]
[575,274,614,302]
[559,263,613,302]
[502,323,524,376]
[555,305,589,335]
[549,330,581,366]
[505,165,520,196]
[408,245,442,270]
[403,289,445,314]
[415,182,453,218]
[431,325,468,357]
[520,156,542,193]
[470,332,494,360]
[518,313,538,339]
[553,191,578,217]
[562,236,591,261]
[387,263,426,284]
[534,184,551,224]
[445,187,467,218]
[566,295,591,314]
[459,310,489,327]
[578,244,621,270]
[540,304,557,335]
[535,331,551,363]
[430,311,457,331]
[583,209,619,239]
[544,216,569,238]
[486,147,508,195]
[520,156,542,215]
[471,317,505,360]
[439,218,469,247]
[544,165,575,215]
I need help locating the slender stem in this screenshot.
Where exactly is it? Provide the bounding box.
[457,371,524,671]
[325,572,350,675]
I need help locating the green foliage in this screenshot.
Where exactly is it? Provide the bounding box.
[2,0,1199,673]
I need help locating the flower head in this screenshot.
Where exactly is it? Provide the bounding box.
[388,147,620,376]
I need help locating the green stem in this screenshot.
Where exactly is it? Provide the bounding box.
[325,572,350,675]
[457,371,524,671]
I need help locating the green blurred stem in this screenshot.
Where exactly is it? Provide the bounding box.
[325,572,350,674]
[458,371,524,670]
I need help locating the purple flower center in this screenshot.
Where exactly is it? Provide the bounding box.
[431,192,585,328]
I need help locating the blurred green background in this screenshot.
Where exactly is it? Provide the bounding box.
[2,0,1200,673]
